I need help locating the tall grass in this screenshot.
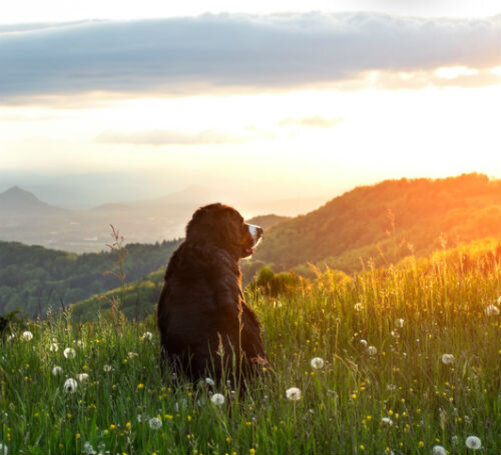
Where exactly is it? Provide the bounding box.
[1,243,500,454]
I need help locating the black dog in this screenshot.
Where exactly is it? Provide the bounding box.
[157,203,269,383]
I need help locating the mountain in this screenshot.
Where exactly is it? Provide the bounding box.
[246,214,289,229]
[0,186,65,215]
[252,173,501,273]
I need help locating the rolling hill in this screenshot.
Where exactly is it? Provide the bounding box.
[252,173,501,273]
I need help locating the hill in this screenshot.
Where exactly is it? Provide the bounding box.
[252,173,501,273]
[0,186,66,215]
[0,238,180,317]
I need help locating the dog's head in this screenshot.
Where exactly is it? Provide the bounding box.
[186,203,263,259]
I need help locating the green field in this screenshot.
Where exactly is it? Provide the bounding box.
[1,239,500,454]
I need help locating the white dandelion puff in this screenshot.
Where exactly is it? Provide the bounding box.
[49,342,58,352]
[395,318,404,328]
[128,352,138,359]
[211,393,225,405]
[142,331,153,340]
[367,346,378,356]
[432,445,447,455]
[205,377,215,386]
[82,441,96,455]
[285,387,301,401]
[381,417,393,426]
[63,378,78,393]
[310,357,325,369]
[451,435,459,445]
[103,364,112,372]
[359,339,368,348]
[76,340,85,348]
[77,373,89,382]
[22,331,33,341]
[485,304,500,317]
[441,354,454,365]
[465,436,481,450]
[354,302,364,312]
[0,442,8,455]
[52,366,63,376]
[148,417,162,430]
[63,347,76,359]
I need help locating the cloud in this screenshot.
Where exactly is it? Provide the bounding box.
[95,129,244,145]
[0,13,499,104]
[279,116,344,127]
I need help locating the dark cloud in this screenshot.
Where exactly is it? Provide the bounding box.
[95,129,244,145]
[0,13,499,103]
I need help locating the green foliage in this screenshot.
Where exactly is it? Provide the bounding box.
[1,240,500,454]
[0,237,181,318]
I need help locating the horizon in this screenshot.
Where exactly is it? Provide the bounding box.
[0,2,500,209]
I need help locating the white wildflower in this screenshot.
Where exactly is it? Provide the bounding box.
[211,393,225,405]
[76,340,85,348]
[451,435,459,445]
[148,417,162,430]
[0,442,7,455]
[485,304,500,317]
[285,387,301,401]
[103,364,112,372]
[142,331,153,341]
[63,378,78,393]
[359,339,368,348]
[354,302,364,312]
[465,436,481,450]
[441,354,454,365]
[395,318,404,328]
[63,347,76,359]
[82,441,96,455]
[205,377,215,386]
[367,345,378,356]
[52,366,63,376]
[432,445,447,455]
[22,331,33,341]
[6,334,15,342]
[310,357,325,369]
[49,342,58,352]
[381,417,393,426]
[77,373,89,382]
[128,352,138,359]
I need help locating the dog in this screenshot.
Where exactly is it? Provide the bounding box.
[157,203,269,383]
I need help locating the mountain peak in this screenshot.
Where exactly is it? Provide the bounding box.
[0,185,50,212]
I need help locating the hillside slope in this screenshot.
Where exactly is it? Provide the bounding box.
[253,173,501,271]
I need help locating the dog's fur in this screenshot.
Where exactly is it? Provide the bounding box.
[157,203,268,382]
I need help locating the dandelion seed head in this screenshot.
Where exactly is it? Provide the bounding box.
[63,378,78,393]
[359,339,368,348]
[52,366,63,376]
[354,302,364,312]
[148,417,162,430]
[49,342,58,352]
[285,387,301,401]
[485,304,500,317]
[395,318,404,328]
[0,442,8,455]
[76,340,85,348]
[63,347,76,359]
[432,445,447,455]
[128,352,138,359]
[367,346,378,356]
[310,357,325,369]
[465,436,481,450]
[103,364,112,372]
[142,331,153,340]
[77,373,89,382]
[441,354,454,365]
[381,417,393,426]
[205,377,215,386]
[211,393,225,405]
[83,441,96,455]
[22,331,33,341]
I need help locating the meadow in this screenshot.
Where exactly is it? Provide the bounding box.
[1,240,500,455]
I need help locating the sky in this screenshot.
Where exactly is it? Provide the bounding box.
[0,0,500,208]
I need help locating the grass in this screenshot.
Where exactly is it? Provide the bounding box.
[1,242,500,455]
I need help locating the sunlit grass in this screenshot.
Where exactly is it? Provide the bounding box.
[1,243,500,454]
